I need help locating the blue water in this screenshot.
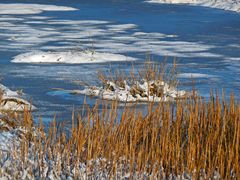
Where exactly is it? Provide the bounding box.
[0,0,240,122]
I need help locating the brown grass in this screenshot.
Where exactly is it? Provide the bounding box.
[96,60,191,102]
[98,60,178,88]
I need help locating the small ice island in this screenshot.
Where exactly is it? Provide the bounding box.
[12,50,136,64]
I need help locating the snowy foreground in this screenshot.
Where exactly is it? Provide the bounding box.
[0,84,36,172]
[0,117,225,179]
[12,51,135,64]
[0,84,36,111]
[0,154,221,179]
[69,80,188,102]
[146,0,240,13]
[0,116,219,179]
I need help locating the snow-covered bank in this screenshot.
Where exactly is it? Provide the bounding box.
[0,84,36,111]
[67,80,190,102]
[12,51,136,64]
[0,3,77,15]
[146,0,240,13]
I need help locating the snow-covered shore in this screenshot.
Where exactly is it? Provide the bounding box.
[0,84,36,158]
[12,51,136,64]
[146,0,240,13]
[0,84,36,111]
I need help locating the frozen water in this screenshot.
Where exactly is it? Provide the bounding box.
[0,3,77,15]
[0,0,239,120]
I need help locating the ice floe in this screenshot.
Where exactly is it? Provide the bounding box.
[0,84,36,111]
[178,73,216,78]
[107,24,138,32]
[0,3,77,15]
[146,0,240,13]
[12,50,136,64]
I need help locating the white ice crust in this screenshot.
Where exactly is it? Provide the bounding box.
[146,0,240,13]
[12,51,136,64]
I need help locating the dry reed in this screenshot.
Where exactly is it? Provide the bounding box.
[0,92,239,179]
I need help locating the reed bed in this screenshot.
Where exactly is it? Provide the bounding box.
[0,92,239,179]
[0,62,239,179]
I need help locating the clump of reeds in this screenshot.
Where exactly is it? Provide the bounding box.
[0,91,239,179]
[98,60,178,93]
[89,60,194,103]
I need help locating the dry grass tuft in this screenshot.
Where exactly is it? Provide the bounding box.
[94,60,194,102]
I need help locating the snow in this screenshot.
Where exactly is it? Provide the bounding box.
[107,24,138,32]
[12,50,136,64]
[0,12,223,59]
[0,3,77,15]
[0,84,36,111]
[146,0,240,13]
[0,84,18,97]
[0,129,24,151]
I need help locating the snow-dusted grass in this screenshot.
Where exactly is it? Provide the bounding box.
[12,50,136,64]
[146,0,240,13]
[0,93,239,179]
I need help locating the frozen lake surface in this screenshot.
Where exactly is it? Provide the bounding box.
[0,0,240,122]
